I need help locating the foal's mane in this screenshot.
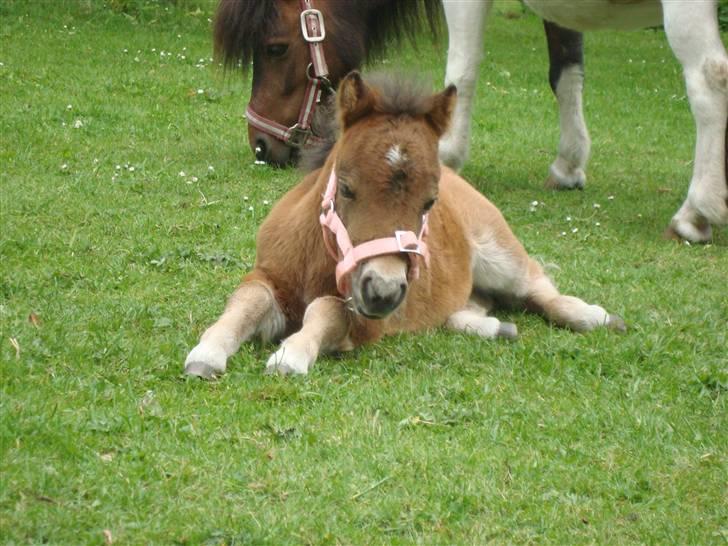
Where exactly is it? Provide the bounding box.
[300,73,438,172]
[214,0,441,71]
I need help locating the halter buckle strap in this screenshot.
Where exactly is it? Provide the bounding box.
[245,0,330,149]
[319,169,430,296]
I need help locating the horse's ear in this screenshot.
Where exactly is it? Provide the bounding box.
[338,71,376,129]
[426,84,457,137]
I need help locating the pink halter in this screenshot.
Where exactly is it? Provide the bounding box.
[319,169,430,296]
[245,0,331,148]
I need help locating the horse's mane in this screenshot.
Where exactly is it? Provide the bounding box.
[300,72,437,173]
[214,0,441,72]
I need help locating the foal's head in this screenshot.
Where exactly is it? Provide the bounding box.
[214,0,440,166]
[332,72,456,318]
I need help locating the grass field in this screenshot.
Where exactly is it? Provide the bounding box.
[1,1,726,544]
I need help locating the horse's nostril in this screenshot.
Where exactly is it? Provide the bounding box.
[254,140,267,161]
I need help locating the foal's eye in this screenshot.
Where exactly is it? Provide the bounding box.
[339,184,355,200]
[423,198,436,212]
[265,43,289,58]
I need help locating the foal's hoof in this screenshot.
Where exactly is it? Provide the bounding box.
[266,343,313,375]
[184,342,226,379]
[184,361,221,380]
[606,314,627,333]
[497,322,518,340]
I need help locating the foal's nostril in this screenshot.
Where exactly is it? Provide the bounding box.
[254,139,267,161]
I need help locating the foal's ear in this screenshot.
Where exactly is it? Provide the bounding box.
[338,71,376,129]
[426,84,457,137]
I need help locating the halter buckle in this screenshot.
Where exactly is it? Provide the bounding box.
[300,9,326,43]
[287,124,311,148]
[395,231,421,254]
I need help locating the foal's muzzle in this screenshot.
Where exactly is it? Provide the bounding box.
[352,258,408,319]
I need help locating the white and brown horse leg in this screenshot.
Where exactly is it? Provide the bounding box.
[543,21,590,190]
[524,260,625,332]
[663,0,728,242]
[266,296,352,375]
[185,280,286,379]
[463,232,624,333]
[439,0,491,171]
[446,293,518,340]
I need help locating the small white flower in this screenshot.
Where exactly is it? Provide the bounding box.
[248,205,254,212]
[243,196,249,201]
[207,165,214,172]
[60,163,68,171]
[593,203,601,209]
[531,200,538,207]
[566,216,572,222]
[595,222,601,227]
[608,195,615,200]
[263,200,270,205]
[123,48,128,53]
[571,227,578,233]
[73,119,83,128]
[115,165,121,170]
[197,89,204,94]
[179,171,186,177]
[129,166,135,172]
[152,48,156,52]
[66,104,72,110]
[191,176,198,182]
[560,231,566,236]
[134,56,140,62]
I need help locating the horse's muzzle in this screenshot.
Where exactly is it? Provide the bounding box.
[351,258,408,319]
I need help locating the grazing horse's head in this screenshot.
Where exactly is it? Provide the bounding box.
[214,0,440,166]
[324,72,456,318]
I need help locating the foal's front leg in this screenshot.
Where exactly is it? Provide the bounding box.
[266,296,352,375]
[185,280,285,379]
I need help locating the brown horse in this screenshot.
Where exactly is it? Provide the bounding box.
[214,0,440,165]
[184,72,625,377]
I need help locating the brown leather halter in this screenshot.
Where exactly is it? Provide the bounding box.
[245,0,332,148]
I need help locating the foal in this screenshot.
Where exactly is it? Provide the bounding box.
[185,73,624,377]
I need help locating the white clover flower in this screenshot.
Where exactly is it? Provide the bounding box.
[73,119,83,128]
[207,165,214,172]
[191,176,198,182]
[179,171,186,177]
[593,203,601,209]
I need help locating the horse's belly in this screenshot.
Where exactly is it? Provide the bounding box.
[525,0,663,31]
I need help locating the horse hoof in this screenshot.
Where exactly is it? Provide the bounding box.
[184,342,226,379]
[665,218,712,243]
[497,322,518,339]
[266,344,313,375]
[607,314,627,333]
[545,165,586,190]
[184,361,221,380]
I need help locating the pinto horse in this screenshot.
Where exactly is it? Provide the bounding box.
[184,73,624,378]
[214,0,727,243]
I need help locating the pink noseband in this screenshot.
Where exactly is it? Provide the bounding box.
[319,169,430,296]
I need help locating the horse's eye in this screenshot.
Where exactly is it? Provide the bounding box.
[265,43,288,58]
[340,184,355,200]
[423,198,436,212]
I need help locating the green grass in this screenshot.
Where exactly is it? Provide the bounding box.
[1,1,726,544]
